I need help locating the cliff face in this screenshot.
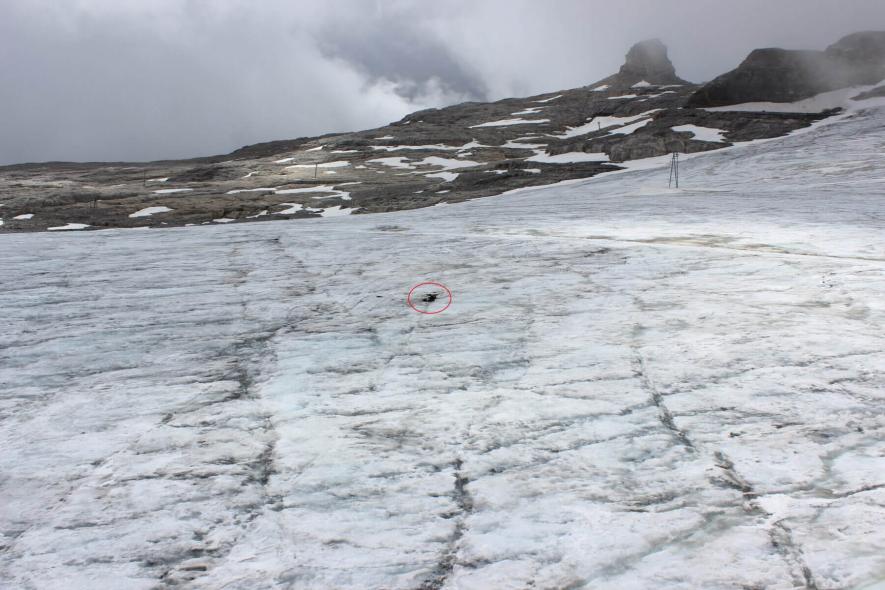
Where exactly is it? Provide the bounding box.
[687,31,885,108]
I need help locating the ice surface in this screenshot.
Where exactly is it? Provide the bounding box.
[129,206,173,218]
[2,103,885,589]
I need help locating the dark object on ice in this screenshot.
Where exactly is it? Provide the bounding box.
[421,293,439,303]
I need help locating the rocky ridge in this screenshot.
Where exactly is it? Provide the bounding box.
[0,33,880,232]
[687,31,885,107]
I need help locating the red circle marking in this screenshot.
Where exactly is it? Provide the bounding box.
[407,282,453,315]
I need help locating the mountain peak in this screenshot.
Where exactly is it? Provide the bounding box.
[594,39,690,88]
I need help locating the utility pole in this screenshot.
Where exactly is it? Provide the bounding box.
[314,163,318,179]
[668,152,679,188]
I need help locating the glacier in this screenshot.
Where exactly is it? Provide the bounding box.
[1,102,884,589]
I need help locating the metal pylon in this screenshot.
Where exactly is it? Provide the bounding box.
[668,152,679,188]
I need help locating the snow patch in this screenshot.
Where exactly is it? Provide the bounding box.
[527,151,610,164]
[274,185,351,200]
[319,206,355,217]
[275,203,303,214]
[470,118,550,128]
[511,107,544,116]
[226,188,276,194]
[672,124,727,143]
[610,119,654,135]
[153,188,192,194]
[129,206,173,218]
[426,172,459,182]
[502,140,547,149]
[703,86,867,114]
[556,111,659,139]
[47,223,89,231]
[287,161,351,169]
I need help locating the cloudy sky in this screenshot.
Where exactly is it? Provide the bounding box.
[3,0,885,165]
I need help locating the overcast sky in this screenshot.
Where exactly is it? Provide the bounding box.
[3,0,885,165]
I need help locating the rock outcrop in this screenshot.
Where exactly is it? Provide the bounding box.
[593,39,691,88]
[687,31,885,108]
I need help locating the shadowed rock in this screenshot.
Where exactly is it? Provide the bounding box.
[687,31,885,108]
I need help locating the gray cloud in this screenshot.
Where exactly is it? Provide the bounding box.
[314,8,488,102]
[2,0,885,165]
